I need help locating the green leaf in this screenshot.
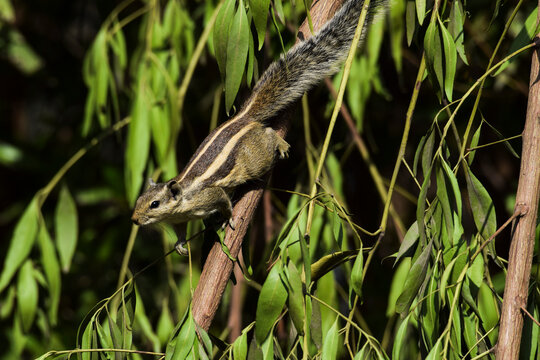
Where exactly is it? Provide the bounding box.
[439,18,457,101]
[396,221,419,263]
[424,21,444,99]
[350,250,363,298]
[0,286,16,319]
[396,241,432,315]
[331,205,344,248]
[416,0,426,25]
[55,185,78,272]
[17,260,38,332]
[389,0,404,72]
[233,330,248,360]
[439,257,457,306]
[463,314,478,357]
[0,198,39,293]
[310,297,323,349]
[386,258,411,316]
[321,317,339,360]
[260,333,274,360]
[465,167,497,256]
[255,264,287,343]
[425,337,442,360]
[405,0,416,46]
[478,282,499,344]
[468,122,482,165]
[417,166,433,247]
[422,130,435,179]
[171,310,197,360]
[436,162,454,244]
[213,0,236,76]
[273,0,284,24]
[392,314,411,360]
[284,261,304,335]
[81,318,98,360]
[110,24,127,70]
[299,228,311,286]
[96,320,113,350]
[225,0,249,112]
[197,324,213,358]
[311,250,357,283]
[249,0,270,49]
[37,226,61,325]
[440,158,462,220]
[467,252,484,289]
[449,0,468,64]
[247,30,255,87]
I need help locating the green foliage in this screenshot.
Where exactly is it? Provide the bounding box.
[1,0,539,359]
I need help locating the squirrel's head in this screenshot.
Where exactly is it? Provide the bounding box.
[131,179,183,226]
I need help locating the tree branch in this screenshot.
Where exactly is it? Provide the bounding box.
[495,19,540,359]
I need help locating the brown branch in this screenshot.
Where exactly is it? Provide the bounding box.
[495,23,540,360]
[191,0,346,331]
[521,306,540,328]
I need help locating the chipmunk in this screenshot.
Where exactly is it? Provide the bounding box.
[131,0,384,227]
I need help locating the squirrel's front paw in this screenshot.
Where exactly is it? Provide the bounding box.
[222,217,236,231]
[174,240,188,256]
[277,139,290,159]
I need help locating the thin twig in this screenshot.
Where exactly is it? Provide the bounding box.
[521,306,540,328]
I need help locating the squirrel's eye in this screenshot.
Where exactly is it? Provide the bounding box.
[150,201,160,209]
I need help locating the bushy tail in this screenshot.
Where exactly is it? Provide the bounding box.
[242,0,386,121]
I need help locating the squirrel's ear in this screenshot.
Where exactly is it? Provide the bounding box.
[167,180,181,198]
[148,178,157,187]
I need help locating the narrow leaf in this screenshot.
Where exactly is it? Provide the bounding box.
[405,0,416,46]
[55,185,78,272]
[255,264,287,343]
[468,122,482,165]
[396,221,419,263]
[213,0,236,76]
[424,21,444,98]
[17,260,38,332]
[416,0,426,25]
[439,18,457,101]
[0,198,39,293]
[249,0,270,49]
[449,0,468,64]
[465,167,497,254]
[285,261,304,335]
[233,331,248,360]
[392,314,411,360]
[37,226,61,325]
[396,241,432,315]
[350,250,363,298]
[225,0,249,112]
[321,317,340,360]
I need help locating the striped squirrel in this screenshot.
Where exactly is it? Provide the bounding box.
[131,0,384,227]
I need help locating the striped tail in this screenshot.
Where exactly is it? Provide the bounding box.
[242,0,385,122]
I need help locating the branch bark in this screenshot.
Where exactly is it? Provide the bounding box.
[191,0,345,331]
[495,17,540,360]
